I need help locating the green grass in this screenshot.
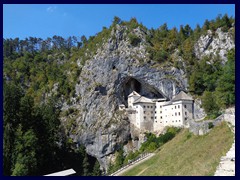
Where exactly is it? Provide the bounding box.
[121,122,234,176]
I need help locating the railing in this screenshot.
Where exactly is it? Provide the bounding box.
[109,152,153,176]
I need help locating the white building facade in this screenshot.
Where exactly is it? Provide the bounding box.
[126,91,194,133]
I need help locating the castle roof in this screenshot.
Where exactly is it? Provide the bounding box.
[172,91,193,102]
[133,96,154,104]
[128,91,141,97]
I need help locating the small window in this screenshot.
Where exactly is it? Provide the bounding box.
[151,106,153,108]
[155,106,156,109]
[185,112,187,116]
[155,116,157,119]
[161,116,162,119]
[155,121,157,123]
[175,106,176,109]
[144,111,146,114]
[179,120,181,122]
[155,111,156,113]
[136,106,138,108]
[160,106,162,108]
[151,111,153,113]
[144,116,146,119]
[176,120,177,122]
[175,112,177,116]
[178,105,180,109]
[185,117,187,121]
[179,112,180,116]
[160,111,162,113]
[143,106,146,108]
[151,117,154,119]
[184,105,187,108]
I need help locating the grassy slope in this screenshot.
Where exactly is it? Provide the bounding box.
[121,122,234,176]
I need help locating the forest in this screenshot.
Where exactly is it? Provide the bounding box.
[3,14,235,175]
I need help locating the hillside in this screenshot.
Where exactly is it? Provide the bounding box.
[3,14,235,175]
[120,122,233,176]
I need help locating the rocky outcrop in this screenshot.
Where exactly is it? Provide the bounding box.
[66,25,188,170]
[194,28,235,63]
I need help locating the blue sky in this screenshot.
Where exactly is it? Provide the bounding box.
[3,4,235,40]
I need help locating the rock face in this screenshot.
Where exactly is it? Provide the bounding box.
[194,28,235,63]
[70,25,188,170]
[63,24,234,170]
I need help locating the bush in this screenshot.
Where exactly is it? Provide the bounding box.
[208,122,214,129]
[128,34,141,47]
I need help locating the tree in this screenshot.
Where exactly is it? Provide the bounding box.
[3,82,23,175]
[202,91,219,117]
[112,16,121,25]
[92,160,101,176]
[11,125,38,176]
[215,49,235,108]
[83,152,90,176]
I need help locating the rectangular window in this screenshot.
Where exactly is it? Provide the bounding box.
[161,116,162,119]
[155,111,156,113]
[160,111,162,113]
[144,116,146,119]
[175,112,177,116]
[179,112,180,116]
[151,106,153,108]
[143,106,146,108]
[179,120,181,122]
[185,112,187,116]
[160,106,162,108]
[178,105,180,108]
[147,106,149,108]
[144,111,146,114]
[185,117,187,121]
[151,117,154,119]
[184,105,187,108]
[155,121,157,123]
[155,116,157,119]
[175,106,176,109]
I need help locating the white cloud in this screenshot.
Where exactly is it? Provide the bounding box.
[46,6,57,13]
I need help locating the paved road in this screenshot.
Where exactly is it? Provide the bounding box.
[112,153,155,176]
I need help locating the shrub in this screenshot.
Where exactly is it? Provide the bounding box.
[128,34,141,47]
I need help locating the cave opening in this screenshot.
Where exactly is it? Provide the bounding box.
[121,77,165,105]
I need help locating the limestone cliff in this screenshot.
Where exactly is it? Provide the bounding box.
[62,23,235,170]
[194,27,235,63]
[62,24,187,169]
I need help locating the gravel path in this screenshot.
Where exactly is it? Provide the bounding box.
[214,113,235,176]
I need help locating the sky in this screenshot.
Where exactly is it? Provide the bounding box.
[3,4,235,40]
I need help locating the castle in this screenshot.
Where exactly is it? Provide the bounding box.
[120,91,194,133]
